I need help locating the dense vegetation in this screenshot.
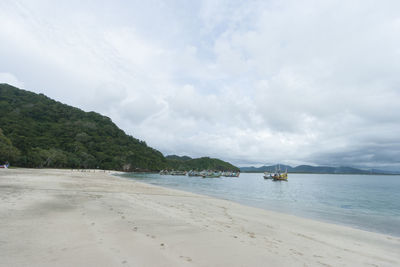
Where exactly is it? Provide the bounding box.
[0,128,19,163]
[0,84,167,171]
[0,84,240,172]
[166,155,239,171]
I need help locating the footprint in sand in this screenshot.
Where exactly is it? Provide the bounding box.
[179,256,192,262]
[317,261,331,267]
[248,232,256,238]
[290,249,303,256]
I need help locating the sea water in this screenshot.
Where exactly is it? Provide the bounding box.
[121,172,400,237]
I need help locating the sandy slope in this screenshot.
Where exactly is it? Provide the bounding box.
[0,168,399,267]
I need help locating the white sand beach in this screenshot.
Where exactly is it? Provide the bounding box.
[0,168,399,266]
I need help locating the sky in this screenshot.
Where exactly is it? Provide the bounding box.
[1,0,400,170]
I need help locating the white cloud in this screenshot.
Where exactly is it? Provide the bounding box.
[0,73,25,88]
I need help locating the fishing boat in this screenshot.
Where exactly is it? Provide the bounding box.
[188,170,202,176]
[272,166,288,181]
[222,171,240,177]
[263,172,273,179]
[201,170,221,178]
[170,170,187,176]
[272,171,288,181]
[159,169,169,175]
[263,165,288,181]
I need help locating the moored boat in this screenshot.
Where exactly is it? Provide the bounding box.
[188,170,202,176]
[159,170,187,176]
[170,170,187,176]
[263,166,288,181]
[201,170,222,178]
[223,171,240,177]
[263,172,273,179]
[272,171,288,181]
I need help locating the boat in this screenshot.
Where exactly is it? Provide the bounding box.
[188,170,202,176]
[160,170,187,176]
[170,170,187,176]
[264,166,288,181]
[272,171,288,181]
[263,172,273,179]
[201,170,221,178]
[159,169,169,175]
[223,171,240,177]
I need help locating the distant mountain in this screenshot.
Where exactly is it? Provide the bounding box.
[166,156,239,171]
[240,164,398,175]
[369,168,400,175]
[240,164,293,173]
[291,165,372,174]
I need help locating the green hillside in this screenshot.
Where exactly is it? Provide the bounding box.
[0,84,167,171]
[0,84,240,172]
[166,155,239,171]
[165,155,192,161]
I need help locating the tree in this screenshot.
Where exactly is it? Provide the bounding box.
[0,128,20,163]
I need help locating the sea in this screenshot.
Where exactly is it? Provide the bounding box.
[121,172,400,237]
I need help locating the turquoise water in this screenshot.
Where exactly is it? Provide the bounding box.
[121,172,400,237]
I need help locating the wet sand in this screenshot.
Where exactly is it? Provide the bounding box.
[0,168,399,266]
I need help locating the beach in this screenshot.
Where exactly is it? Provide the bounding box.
[0,169,399,266]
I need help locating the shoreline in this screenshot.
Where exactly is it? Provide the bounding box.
[1,168,399,266]
[122,172,400,238]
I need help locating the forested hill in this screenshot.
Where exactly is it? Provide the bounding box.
[166,155,240,171]
[0,84,167,171]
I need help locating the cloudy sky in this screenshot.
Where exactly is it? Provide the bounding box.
[1,0,400,169]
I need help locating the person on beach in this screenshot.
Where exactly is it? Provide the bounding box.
[0,161,9,168]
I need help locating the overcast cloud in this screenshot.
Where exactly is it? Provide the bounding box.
[1,0,400,170]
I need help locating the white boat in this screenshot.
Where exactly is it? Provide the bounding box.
[201,170,221,178]
[263,172,272,179]
[223,171,240,177]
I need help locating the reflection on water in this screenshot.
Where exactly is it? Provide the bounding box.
[121,172,400,237]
